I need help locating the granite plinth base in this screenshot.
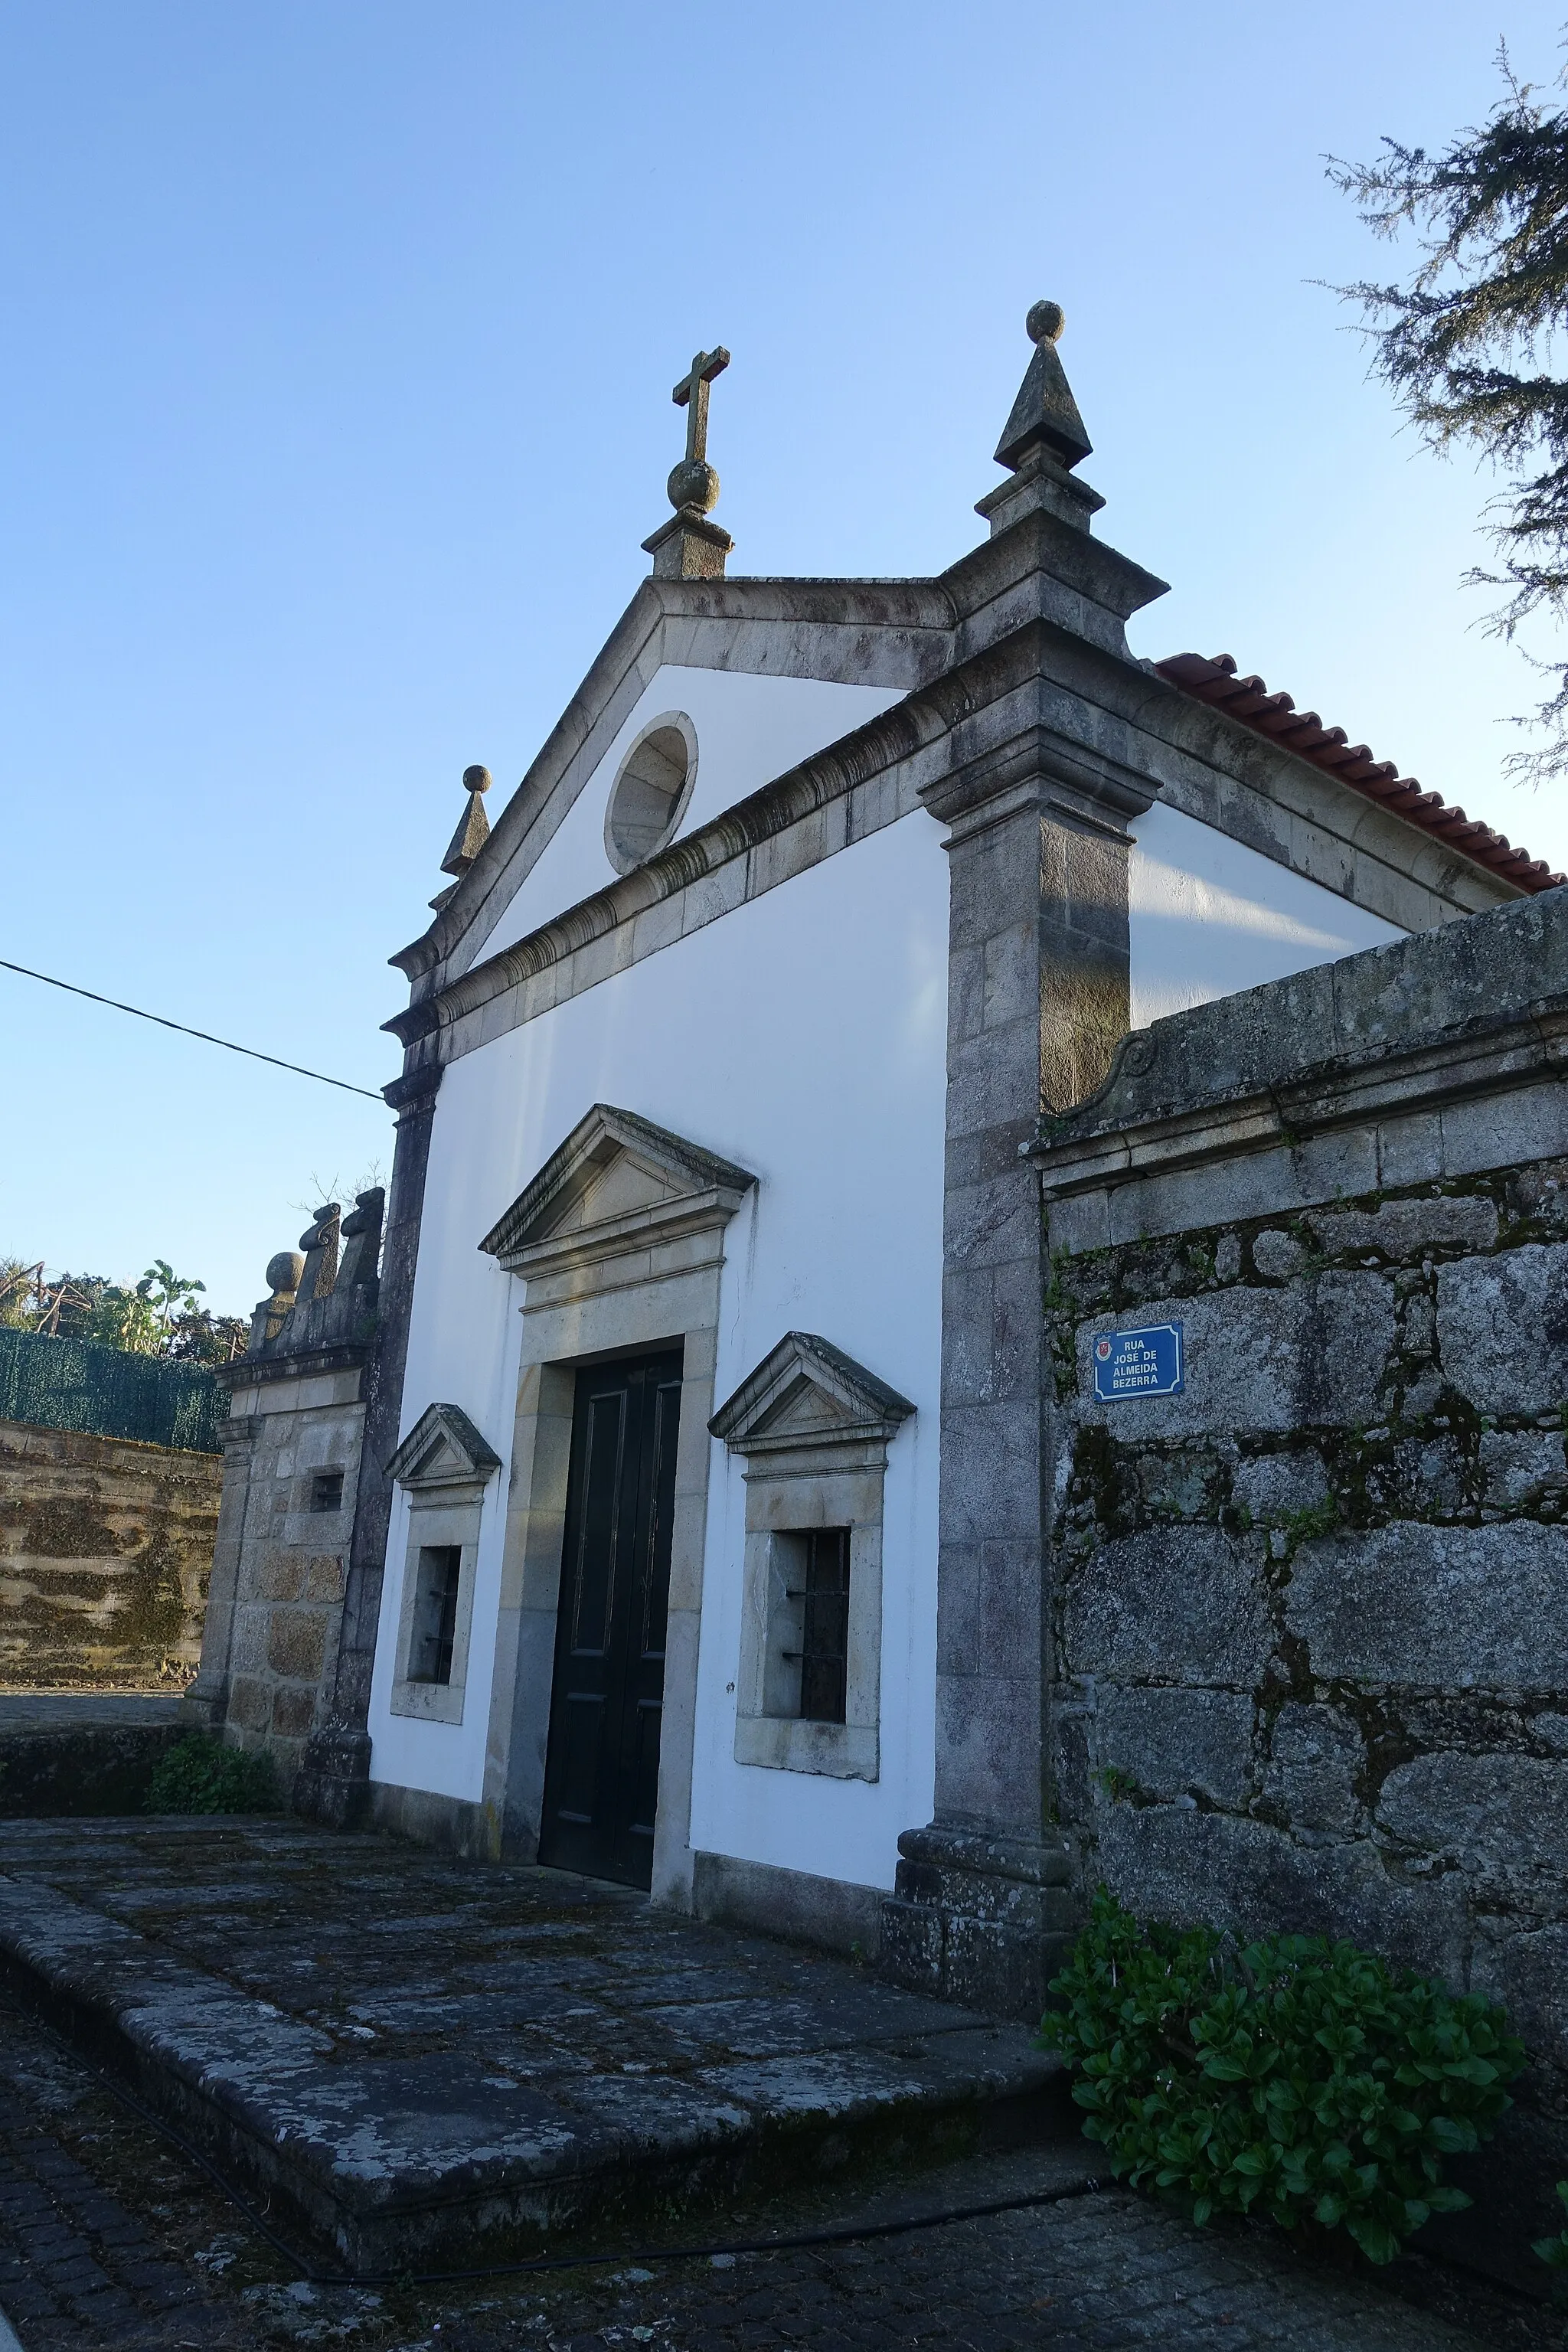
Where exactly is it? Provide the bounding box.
[880,1824,1080,2022]
[289,1729,374,1830]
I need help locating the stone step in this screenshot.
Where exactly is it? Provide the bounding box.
[0,1694,188,1817]
[0,1818,1076,2275]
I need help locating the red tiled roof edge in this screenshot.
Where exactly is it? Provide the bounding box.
[1155,651,1564,894]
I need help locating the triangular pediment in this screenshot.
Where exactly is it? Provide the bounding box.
[549,1147,686,1236]
[709,1331,915,1456]
[387,1402,501,1490]
[388,589,947,996]
[479,1105,755,1271]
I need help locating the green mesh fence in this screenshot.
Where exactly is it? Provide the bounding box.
[0,1328,227,1454]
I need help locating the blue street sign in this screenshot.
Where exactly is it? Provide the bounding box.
[1092,1321,1184,1401]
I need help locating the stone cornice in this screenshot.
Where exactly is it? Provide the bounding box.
[216,1340,371,1392]
[478,1101,756,1291]
[1122,658,1519,920]
[383,1065,443,1114]
[1033,1001,1568,1201]
[386,1400,501,1488]
[920,720,1158,835]
[941,503,1168,661]
[495,1187,744,1289]
[710,1330,916,1456]
[385,580,1524,1067]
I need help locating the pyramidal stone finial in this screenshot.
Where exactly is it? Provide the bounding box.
[976,301,1104,540]
[642,345,735,582]
[441,765,492,879]
[994,300,1093,472]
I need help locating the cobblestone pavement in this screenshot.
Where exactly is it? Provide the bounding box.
[2,1994,1564,2352]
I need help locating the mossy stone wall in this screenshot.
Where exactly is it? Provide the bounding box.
[0,1418,220,1686]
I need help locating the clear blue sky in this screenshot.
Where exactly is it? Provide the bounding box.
[2,2,1562,1315]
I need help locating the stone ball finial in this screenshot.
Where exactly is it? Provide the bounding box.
[667,458,720,516]
[1026,299,1065,347]
[462,765,491,794]
[266,1250,305,1295]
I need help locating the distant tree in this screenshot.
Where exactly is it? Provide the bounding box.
[1330,41,1568,779]
[165,1308,248,1365]
[0,1262,115,1337]
[42,1273,116,1340]
[0,1259,35,1329]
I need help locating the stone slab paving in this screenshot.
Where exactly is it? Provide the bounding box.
[0,1985,1557,2352]
[0,1820,1060,2269]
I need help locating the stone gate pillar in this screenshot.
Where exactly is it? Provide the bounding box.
[873,303,1166,2014]
[878,730,1148,2017]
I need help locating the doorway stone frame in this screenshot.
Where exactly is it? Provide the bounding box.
[477,1104,756,1906]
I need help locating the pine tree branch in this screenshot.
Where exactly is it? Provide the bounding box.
[1327,36,1568,785]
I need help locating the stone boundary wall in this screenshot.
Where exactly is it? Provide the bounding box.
[0,1419,219,1687]
[1034,885,1568,2269]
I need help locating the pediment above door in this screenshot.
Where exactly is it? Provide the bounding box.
[479,1103,756,1285]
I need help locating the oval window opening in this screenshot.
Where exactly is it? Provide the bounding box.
[605,715,696,874]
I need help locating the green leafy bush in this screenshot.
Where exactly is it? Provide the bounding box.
[1534,2180,1568,2270]
[1040,1890,1524,2264]
[146,1734,280,1815]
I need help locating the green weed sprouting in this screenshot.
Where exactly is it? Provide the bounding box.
[146,1733,280,1816]
[1039,1890,1524,2265]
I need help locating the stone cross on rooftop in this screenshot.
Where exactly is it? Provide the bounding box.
[642,341,735,583]
[672,346,729,470]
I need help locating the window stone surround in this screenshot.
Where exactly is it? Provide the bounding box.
[603,709,699,874]
[384,1403,501,1728]
[710,1331,915,1786]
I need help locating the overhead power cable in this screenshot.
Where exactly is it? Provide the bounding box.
[0,956,385,1101]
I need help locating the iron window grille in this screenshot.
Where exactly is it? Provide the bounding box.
[408,1544,462,1684]
[310,1469,344,1514]
[782,1527,851,1724]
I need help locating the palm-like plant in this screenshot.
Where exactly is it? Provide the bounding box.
[136,1259,206,1331]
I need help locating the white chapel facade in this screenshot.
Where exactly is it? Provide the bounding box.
[194,309,1550,2004]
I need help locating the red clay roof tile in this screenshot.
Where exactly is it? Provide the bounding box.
[1156,652,1564,894]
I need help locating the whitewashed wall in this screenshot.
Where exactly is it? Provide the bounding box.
[1129,800,1403,1029]
[370,810,950,1895]
[478,666,905,965]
